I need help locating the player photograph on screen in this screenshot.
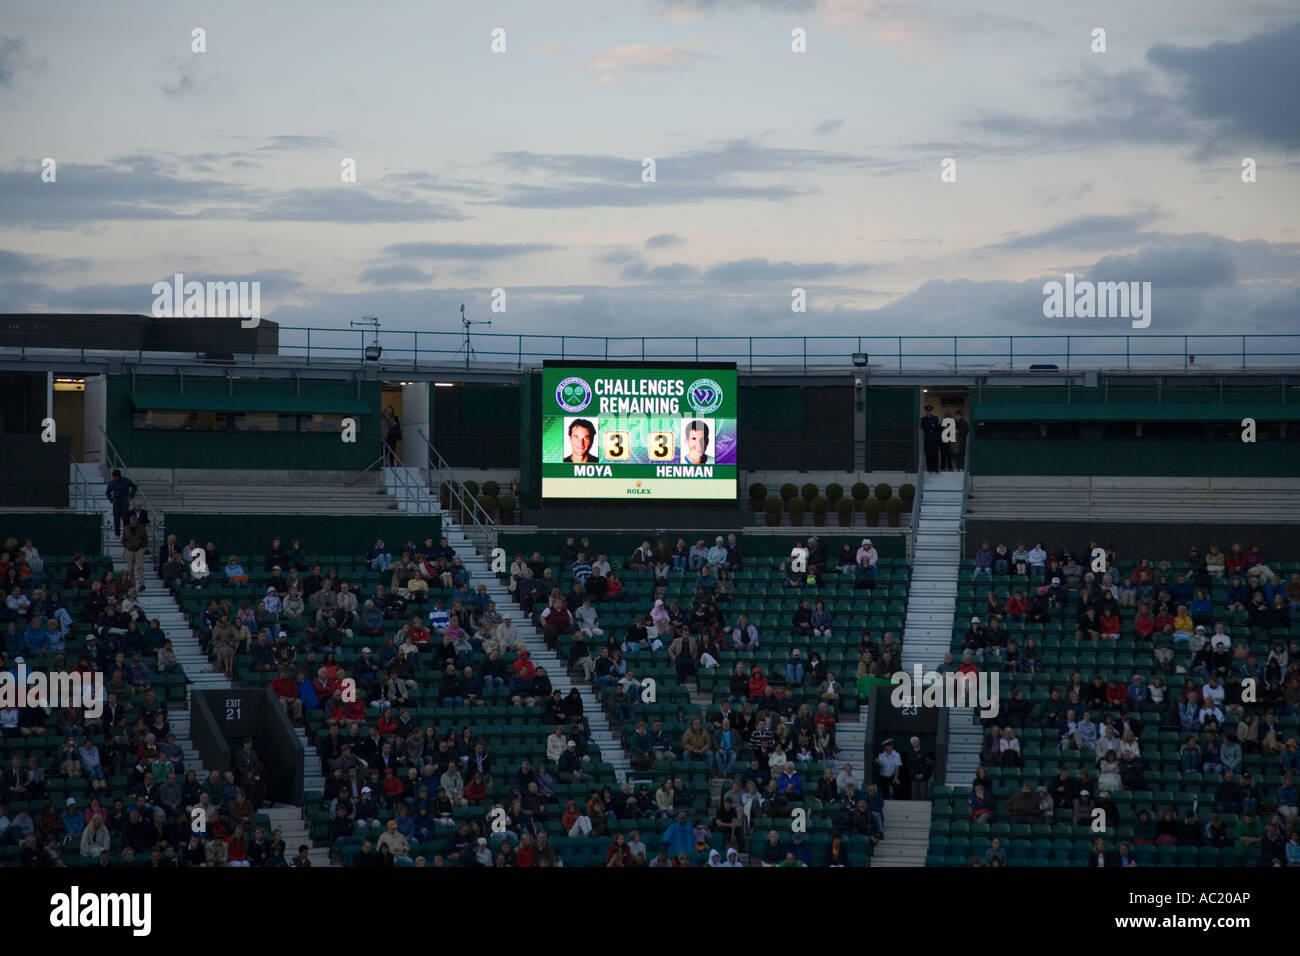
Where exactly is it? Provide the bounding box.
[563,417,600,463]
[681,418,713,465]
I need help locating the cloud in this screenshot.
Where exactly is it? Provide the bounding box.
[596,248,642,266]
[702,257,869,281]
[813,118,843,136]
[645,233,684,249]
[161,57,200,98]
[979,213,1161,253]
[0,161,243,227]
[358,265,432,286]
[0,248,92,278]
[381,241,558,261]
[967,24,1300,158]
[0,35,36,88]
[0,269,304,315]
[644,262,700,281]
[246,188,468,224]
[1086,243,1238,291]
[483,139,886,208]
[1147,22,1300,152]
[584,43,715,84]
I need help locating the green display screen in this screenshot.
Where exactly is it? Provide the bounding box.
[541,362,738,500]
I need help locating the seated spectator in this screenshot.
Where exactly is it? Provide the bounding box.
[969,784,995,823]
[224,556,249,589]
[1006,781,1040,824]
[731,615,759,650]
[792,599,813,637]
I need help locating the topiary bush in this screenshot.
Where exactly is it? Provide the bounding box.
[810,497,828,525]
[864,498,881,525]
[825,483,844,502]
[801,482,818,502]
[899,482,916,510]
[886,497,903,526]
[483,480,500,498]
[851,482,870,502]
[786,497,805,526]
[780,483,798,502]
[479,494,498,516]
[749,483,768,504]
[765,497,782,526]
[463,480,480,497]
[874,482,892,501]
[835,497,853,525]
[498,495,515,524]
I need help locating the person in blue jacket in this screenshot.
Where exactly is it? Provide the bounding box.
[661,811,695,858]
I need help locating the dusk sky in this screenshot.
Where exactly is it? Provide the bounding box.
[1,0,1297,362]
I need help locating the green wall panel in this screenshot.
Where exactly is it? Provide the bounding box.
[0,513,104,557]
[108,375,381,470]
[498,530,907,561]
[971,438,1300,477]
[161,514,441,561]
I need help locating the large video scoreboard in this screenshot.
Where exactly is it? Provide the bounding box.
[541,361,738,500]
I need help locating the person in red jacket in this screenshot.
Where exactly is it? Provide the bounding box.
[1106,679,1127,706]
[1005,590,1028,622]
[748,667,768,702]
[1099,611,1121,640]
[606,833,633,867]
[271,669,303,724]
[1135,604,1155,639]
[516,834,537,867]
[383,768,405,801]
[408,618,430,645]
[514,648,535,679]
[227,823,250,867]
[540,599,573,651]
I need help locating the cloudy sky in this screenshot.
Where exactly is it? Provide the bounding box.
[1,0,1297,364]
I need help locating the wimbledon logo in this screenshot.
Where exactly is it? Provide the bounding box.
[556,377,593,413]
[687,378,724,415]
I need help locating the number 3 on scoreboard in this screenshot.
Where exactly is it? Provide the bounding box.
[603,430,631,460]
[647,431,674,461]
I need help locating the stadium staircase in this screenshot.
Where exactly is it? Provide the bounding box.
[871,470,968,866]
[898,471,981,791]
[965,475,1300,522]
[387,470,630,784]
[73,464,234,831]
[128,470,401,515]
[871,799,932,867]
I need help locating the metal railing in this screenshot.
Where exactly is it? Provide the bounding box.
[267,330,1300,372]
[68,464,100,516]
[96,425,165,548]
[958,423,973,557]
[416,426,499,559]
[13,330,1296,373]
[909,432,926,562]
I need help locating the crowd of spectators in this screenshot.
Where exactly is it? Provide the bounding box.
[954,539,1300,866]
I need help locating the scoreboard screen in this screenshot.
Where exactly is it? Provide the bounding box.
[541,361,738,500]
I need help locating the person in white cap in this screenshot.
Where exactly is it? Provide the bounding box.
[856,539,878,568]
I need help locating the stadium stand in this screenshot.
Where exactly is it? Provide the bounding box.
[927,541,1300,867]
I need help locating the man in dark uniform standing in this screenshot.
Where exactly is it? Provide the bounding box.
[105,469,138,537]
[920,405,941,473]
